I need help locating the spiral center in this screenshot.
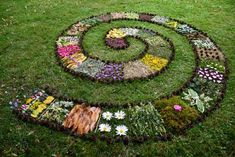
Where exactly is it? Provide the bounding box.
[56,16,176,82]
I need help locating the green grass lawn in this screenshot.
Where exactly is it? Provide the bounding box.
[0,0,235,156]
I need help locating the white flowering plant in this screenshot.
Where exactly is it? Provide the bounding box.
[98,110,128,136]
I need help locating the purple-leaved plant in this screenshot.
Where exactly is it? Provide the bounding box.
[106,38,127,49]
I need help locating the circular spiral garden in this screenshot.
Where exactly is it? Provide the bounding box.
[11,12,229,143]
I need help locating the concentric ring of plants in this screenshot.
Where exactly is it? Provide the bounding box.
[11,12,229,144]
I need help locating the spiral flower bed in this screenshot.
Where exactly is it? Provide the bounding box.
[11,12,229,144]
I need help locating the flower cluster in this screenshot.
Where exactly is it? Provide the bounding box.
[11,90,55,118]
[110,12,139,20]
[41,101,74,124]
[120,28,139,36]
[205,63,224,72]
[141,54,168,71]
[99,111,127,136]
[98,14,111,22]
[192,38,215,49]
[151,15,169,24]
[198,68,224,83]
[67,22,91,35]
[10,99,22,110]
[106,29,126,38]
[166,21,178,28]
[111,12,126,19]
[80,17,102,25]
[57,45,80,58]
[138,29,156,38]
[56,36,79,47]
[123,60,155,79]
[95,63,124,81]
[177,24,196,34]
[102,111,126,120]
[201,59,225,73]
[27,95,54,118]
[124,12,139,19]
[98,124,128,136]
[30,102,48,118]
[105,38,127,49]
[139,13,153,21]
[145,36,169,47]
[75,58,105,77]
[75,22,91,32]
[61,52,87,70]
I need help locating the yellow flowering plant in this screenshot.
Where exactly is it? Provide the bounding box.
[26,98,33,104]
[43,96,55,104]
[62,52,87,70]
[141,54,168,71]
[106,29,126,38]
[31,103,48,118]
[29,101,41,110]
[166,21,178,28]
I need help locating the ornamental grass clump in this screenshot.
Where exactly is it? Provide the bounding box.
[127,103,166,136]
[154,96,199,133]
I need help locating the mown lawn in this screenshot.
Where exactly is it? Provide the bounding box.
[0,0,234,156]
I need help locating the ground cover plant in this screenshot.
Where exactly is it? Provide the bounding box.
[0,0,235,156]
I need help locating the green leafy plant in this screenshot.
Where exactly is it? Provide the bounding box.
[200,59,225,73]
[189,77,223,99]
[182,89,213,113]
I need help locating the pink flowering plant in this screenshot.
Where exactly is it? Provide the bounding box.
[173,104,182,111]
[57,45,80,58]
